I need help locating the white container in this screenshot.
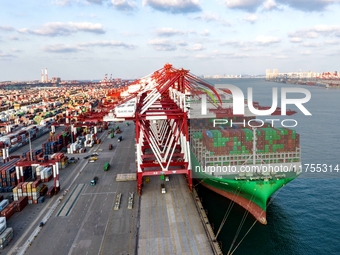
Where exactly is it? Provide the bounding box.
[0,223,7,237]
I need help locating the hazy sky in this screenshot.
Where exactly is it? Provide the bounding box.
[1,0,340,81]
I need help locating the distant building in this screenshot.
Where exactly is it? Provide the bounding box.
[266,69,278,79]
[51,77,61,83]
[266,69,321,80]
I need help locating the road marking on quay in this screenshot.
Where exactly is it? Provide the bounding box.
[82,191,117,195]
[57,183,85,217]
[67,194,98,255]
[161,191,170,255]
[98,183,121,255]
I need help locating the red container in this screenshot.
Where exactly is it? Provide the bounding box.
[32,179,41,188]
[1,206,15,220]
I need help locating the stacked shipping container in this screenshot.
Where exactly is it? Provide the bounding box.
[47,131,71,150]
[0,218,10,250]
[0,227,13,250]
[198,126,300,157]
[0,159,19,191]
[13,180,42,204]
[22,148,43,161]
[0,200,15,220]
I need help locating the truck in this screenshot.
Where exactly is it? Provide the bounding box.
[104,162,110,171]
[161,183,166,194]
[90,176,98,186]
[46,186,55,198]
[68,157,77,164]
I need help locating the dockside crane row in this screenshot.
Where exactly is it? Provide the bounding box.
[103,64,224,195]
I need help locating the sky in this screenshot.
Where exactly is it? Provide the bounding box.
[1,0,340,81]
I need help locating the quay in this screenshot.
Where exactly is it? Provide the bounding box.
[4,122,221,255]
[138,175,219,255]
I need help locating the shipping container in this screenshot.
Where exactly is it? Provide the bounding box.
[46,186,55,198]
[0,227,13,249]
[0,200,9,212]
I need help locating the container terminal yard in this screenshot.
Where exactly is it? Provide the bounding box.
[3,123,217,255]
[0,64,302,254]
[0,65,226,255]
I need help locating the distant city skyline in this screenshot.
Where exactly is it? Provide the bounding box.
[1,1,340,81]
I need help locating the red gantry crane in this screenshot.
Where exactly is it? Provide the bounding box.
[102,64,297,195]
[103,64,224,195]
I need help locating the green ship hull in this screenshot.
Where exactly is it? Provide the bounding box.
[191,150,299,224]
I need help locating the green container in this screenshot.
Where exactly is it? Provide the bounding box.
[194,132,202,139]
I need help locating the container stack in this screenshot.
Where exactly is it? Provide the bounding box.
[40,167,53,183]
[22,148,43,161]
[0,217,6,236]
[36,165,44,180]
[0,200,9,213]
[42,141,58,155]
[59,157,68,169]
[0,227,14,250]
[47,132,67,151]
[61,131,71,147]
[13,180,42,204]
[22,166,32,182]
[22,182,28,199]
[14,196,28,211]
[51,152,68,169]
[189,118,211,131]
[32,181,41,204]
[0,200,15,220]
[200,127,300,157]
[0,217,13,250]
[0,158,20,190]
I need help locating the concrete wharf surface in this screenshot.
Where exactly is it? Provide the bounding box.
[7,123,138,255]
[4,122,215,255]
[138,175,214,255]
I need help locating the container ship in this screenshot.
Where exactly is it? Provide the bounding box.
[188,95,301,225]
[101,64,302,225]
